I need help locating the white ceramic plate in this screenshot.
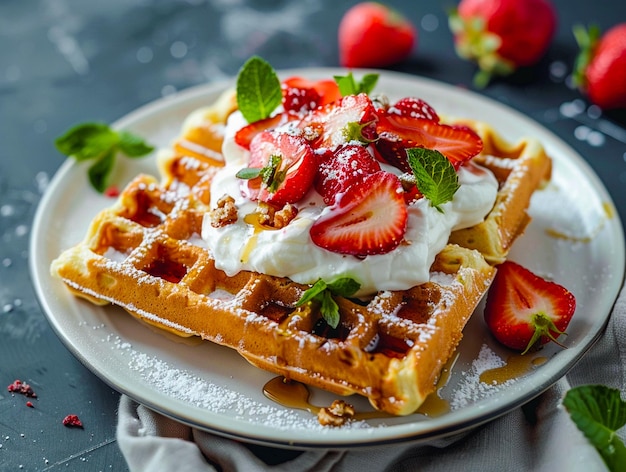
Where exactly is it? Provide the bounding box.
[31,69,625,449]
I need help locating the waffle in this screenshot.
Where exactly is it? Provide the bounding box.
[51,88,551,417]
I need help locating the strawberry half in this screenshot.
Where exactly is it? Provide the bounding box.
[310,171,407,256]
[374,113,483,172]
[240,130,316,206]
[484,261,577,354]
[315,144,381,205]
[299,93,377,149]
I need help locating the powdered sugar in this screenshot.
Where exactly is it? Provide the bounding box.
[108,335,369,431]
[450,344,514,410]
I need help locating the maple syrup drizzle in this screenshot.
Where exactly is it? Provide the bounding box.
[241,213,277,263]
[479,354,547,385]
[417,352,459,417]
[262,353,460,421]
[263,376,320,415]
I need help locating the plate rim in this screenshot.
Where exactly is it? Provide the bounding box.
[30,68,626,449]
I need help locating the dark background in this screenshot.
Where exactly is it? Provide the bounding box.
[1,1,624,470]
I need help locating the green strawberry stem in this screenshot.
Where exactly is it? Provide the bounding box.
[522,312,567,355]
[448,9,515,88]
[572,24,601,89]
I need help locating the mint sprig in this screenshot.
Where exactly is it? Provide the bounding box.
[563,385,626,471]
[236,56,282,124]
[235,154,286,193]
[407,147,460,212]
[54,122,154,193]
[334,72,379,96]
[296,277,361,329]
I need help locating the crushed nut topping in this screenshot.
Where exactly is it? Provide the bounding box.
[209,194,238,228]
[256,202,298,229]
[317,399,355,426]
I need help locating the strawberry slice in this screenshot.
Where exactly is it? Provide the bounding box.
[484,261,577,354]
[281,77,342,112]
[310,171,407,256]
[234,112,300,150]
[315,144,381,205]
[240,130,316,206]
[387,97,440,122]
[299,93,378,149]
[374,113,483,171]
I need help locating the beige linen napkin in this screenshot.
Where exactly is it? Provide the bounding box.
[117,283,626,472]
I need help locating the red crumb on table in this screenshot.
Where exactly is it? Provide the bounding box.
[26,401,34,408]
[62,414,83,428]
[7,379,37,398]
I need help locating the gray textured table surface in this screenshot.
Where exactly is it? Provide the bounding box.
[1,1,624,470]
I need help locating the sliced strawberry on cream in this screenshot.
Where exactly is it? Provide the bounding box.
[375,114,483,171]
[310,171,408,256]
[299,93,377,149]
[387,97,440,122]
[240,130,316,206]
[281,77,342,112]
[202,71,499,296]
[315,144,381,205]
[234,112,301,150]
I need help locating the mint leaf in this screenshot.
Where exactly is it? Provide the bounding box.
[334,72,379,96]
[235,167,262,180]
[55,122,154,193]
[236,56,282,123]
[295,277,360,329]
[407,147,459,212]
[117,130,155,157]
[320,291,340,329]
[88,150,116,193]
[327,277,361,298]
[296,279,328,307]
[563,385,626,472]
[55,122,119,162]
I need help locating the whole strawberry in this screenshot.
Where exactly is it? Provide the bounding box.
[449,0,557,87]
[574,23,626,110]
[338,2,416,68]
[484,261,576,354]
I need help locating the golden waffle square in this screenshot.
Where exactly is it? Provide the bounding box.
[51,88,551,417]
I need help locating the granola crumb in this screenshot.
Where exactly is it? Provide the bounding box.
[209,194,238,227]
[317,399,355,426]
[256,202,298,229]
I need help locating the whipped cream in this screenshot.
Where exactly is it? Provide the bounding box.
[201,110,498,296]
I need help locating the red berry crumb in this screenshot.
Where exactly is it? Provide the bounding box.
[62,414,83,428]
[7,379,37,398]
[104,185,120,198]
[26,401,34,408]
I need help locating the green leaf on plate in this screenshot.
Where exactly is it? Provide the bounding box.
[55,122,119,162]
[87,150,116,193]
[55,121,154,193]
[117,130,155,157]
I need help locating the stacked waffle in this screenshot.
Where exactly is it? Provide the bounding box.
[52,82,550,417]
